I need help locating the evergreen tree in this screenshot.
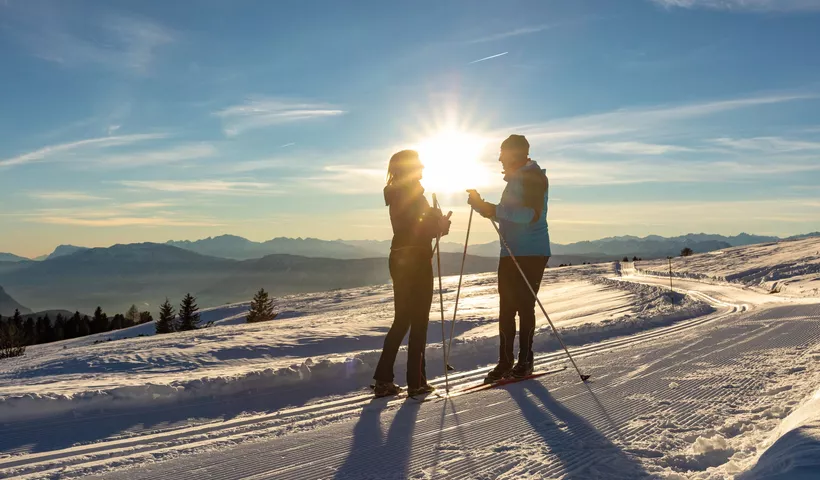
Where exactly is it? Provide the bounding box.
[125,304,140,328]
[0,312,26,359]
[36,316,50,344]
[110,313,124,331]
[78,315,91,337]
[65,311,81,339]
[91,307,109,334]
[54,313,66,342]
[139,311,154,325]
[247,288,277,323]
[23,317,36,345]
[155,299,176,334]
[681,247,694,257]
[177,293,201,331]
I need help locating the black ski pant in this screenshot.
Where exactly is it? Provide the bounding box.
[497,255,548,367]
[374,250,433,389]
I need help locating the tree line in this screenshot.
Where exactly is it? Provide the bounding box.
[0,304,152,359]
[1,288,280,359]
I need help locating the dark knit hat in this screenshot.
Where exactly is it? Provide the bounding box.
[500,134,530,154]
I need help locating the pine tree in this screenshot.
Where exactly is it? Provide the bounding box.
[54,313,66,342]
[91,307,109,334]
[125,304,140,328]
[177,293,201,331]
[247,288,277,323]
[65,311,82,339]
[155,298,176,334]
[0,311,26,359]
[36,316,50,344]
[139,311,153,324]
[23,317,36,344]
[110,314,124,331]
[78,315,91,337]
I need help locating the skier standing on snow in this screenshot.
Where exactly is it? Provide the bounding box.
[466,134,550,383]
[373,150,452,398]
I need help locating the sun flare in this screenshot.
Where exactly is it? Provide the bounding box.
[416,130,491,194]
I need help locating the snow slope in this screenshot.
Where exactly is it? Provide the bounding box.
[0,239,818,479]
[637,236,820,297]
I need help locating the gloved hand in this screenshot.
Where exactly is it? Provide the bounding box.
[438,211,452,236]
[466,190,496,219]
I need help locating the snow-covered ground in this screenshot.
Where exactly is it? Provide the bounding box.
[637,236,820,298]
[0,241,818,479]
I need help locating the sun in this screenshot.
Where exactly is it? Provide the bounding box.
[415,130,492,195]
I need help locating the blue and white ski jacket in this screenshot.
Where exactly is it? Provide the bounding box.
[495,161,551,258]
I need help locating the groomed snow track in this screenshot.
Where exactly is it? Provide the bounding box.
[1,272,818,479]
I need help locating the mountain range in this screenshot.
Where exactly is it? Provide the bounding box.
[8,232,815,264]
[0,285,31,317]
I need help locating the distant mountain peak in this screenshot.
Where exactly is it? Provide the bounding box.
[0,285,32,316]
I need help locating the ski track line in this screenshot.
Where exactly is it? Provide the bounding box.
[0,274,759,479]
[0,304,734,479]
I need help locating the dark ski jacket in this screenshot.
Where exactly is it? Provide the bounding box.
[384,182,442,256]
[495,160,551,257]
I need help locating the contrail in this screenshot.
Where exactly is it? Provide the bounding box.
[469,52,509,64]
[280,142,296,148]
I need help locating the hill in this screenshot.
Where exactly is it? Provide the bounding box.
[45,245,89,260]
[167,235,374,260]
[0,252,29,262]
[0,285,31,316]
[0,243,500,313]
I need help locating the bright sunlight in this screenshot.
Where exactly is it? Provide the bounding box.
[416,130,492,194]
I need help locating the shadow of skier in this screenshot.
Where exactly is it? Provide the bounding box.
[333,399,421,479]
[508,380,651,479]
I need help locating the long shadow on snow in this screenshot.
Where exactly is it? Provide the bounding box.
[508,381,651,479]
[333,399,420,480]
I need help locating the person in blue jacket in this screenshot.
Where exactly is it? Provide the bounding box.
[467,134,550,383]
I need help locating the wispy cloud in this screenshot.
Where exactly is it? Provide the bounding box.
[213,97,346,137]
[465,25,553,44]
[117,179,281,196]
[570,141,695,155]
[12,9,176,74]
[28,191,107,201]
[712,136,820,153]
[469,52,509,64]
[99,143,217,168]
[31,215,219,228]
[0,133,166,168]
[650,0,820,11]
[509,93,817,146]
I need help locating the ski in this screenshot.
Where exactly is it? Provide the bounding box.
[412,366,568,403]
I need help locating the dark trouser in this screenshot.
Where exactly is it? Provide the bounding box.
[374,250,433,389]
[498,255,548,367]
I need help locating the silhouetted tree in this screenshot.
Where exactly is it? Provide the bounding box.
[139,311,154,325]
[177,293,200,331]
[65,311,81,339]
[0,310,26,359]
[54,313,66,342]
[91,307,109,334]
[155,299,175,334]
[78,315,91,337]
[681,247,694,257]
[632,256,638,262]
[622,257,629,262]
[110,313,124,331]
[247,288,277,323]
[23,317,36,344]
[125,305,140,328]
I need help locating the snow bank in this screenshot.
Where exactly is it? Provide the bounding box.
[0,269,713,423]
[739,387,820,479]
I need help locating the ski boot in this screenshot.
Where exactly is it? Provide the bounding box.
[407,383,436,397]
[484,363,514,384]
[372,381,401,398]
[512,362,534,379]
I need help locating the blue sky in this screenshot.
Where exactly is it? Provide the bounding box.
[1,0,820,257]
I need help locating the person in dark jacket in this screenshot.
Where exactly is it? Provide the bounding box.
[467,134,550,383]
[373,149,452,398]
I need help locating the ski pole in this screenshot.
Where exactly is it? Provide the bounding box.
[432,194,451,393]
[445,207,473,371]
[490,219,590,383]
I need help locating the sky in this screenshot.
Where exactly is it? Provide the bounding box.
[1,0,820,258]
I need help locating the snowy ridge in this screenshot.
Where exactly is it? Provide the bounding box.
[636,237,820,298]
